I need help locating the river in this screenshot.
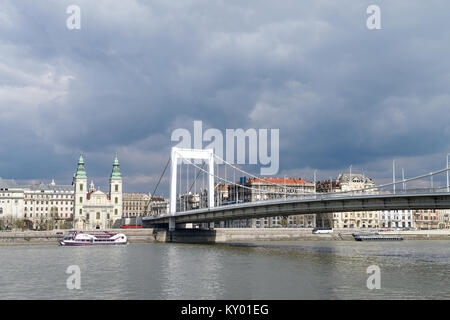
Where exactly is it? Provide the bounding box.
[0,240,448,299]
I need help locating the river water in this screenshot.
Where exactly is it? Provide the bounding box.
[0,241,448,299]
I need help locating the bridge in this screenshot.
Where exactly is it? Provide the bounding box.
[144,148,450,230]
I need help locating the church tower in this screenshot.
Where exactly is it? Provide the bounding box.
[109,154,123,223]
[73,154,88,229]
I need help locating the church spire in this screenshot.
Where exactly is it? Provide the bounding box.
[89,180,95,192]
[74,154,87,179]
[110,154,122,180]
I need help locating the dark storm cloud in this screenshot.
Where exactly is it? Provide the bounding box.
[0,0,450,192]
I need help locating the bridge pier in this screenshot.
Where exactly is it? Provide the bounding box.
[169,217,176,231]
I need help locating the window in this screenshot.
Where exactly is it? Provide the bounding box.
[80,184,83,191]
[96,212,100,220]
[115,209,118,215]
[115,197,118,204]
[115,184,119,192]
[79,197,83,204]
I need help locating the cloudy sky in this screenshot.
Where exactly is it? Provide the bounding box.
[1,0,450,195]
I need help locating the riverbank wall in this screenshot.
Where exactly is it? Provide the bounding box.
[0,228,449,245]
[158,228,450,243]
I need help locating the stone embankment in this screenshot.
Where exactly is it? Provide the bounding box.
[0,231,62,245]
[0,228,448,245]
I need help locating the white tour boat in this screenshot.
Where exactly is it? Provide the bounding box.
[59,231,128,246]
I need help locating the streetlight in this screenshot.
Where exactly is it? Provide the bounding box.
[447,153,449,193]
[392,159,396,194]
[313,170,317,196]
[349,165,352,194]
[430,173,433,190]
[402,168,406,191]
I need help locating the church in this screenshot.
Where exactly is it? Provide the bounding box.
[73,154,123,230]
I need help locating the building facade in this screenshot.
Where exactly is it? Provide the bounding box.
[228,177,315,202]
[149,196,169,216]
[123,192,150,217]
[0,178,74,230]
[437,210,450,229]
[176,192,201,212]
[413,209,440,229]
[73,155,123,230]
[379,210,415,229]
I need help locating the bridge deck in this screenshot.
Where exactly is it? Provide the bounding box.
[144,192,450,226]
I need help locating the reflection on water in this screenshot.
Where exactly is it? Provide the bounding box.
[0,241,448,299]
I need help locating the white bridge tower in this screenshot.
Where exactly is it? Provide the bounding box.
[170,147,215,230]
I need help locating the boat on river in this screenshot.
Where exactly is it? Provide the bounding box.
[352,232,403,241]
[59,231,127,246]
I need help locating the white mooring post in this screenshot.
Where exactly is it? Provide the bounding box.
[169,147,215,231]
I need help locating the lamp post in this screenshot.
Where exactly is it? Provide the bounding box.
[402,168,405,191]
[447,153,449,193]
[313,170,317,196]
[393,159,396,194]
[349,165,352,194]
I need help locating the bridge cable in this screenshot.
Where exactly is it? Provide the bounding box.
[182,157,307,197]
[147,157,171,215]
[188,162,206,194]
[213,154,297,189]
[218,153,450,196]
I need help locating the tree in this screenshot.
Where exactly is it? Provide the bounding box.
[36,216,50,231]
[23,219,33,230]
[13,219,26,231]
